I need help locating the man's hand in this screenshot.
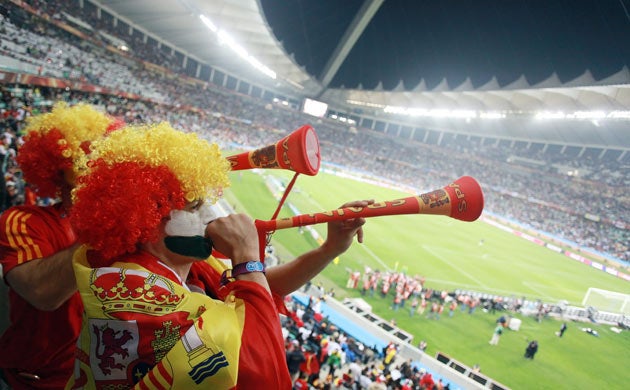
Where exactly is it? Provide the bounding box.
[264,199,373,296]
[205,214,259,264]
[206,214,270,293]
[320,199,373,258]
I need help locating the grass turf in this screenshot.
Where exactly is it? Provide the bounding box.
[224,170,630,389]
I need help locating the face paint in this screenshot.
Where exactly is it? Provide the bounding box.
[197,202,217,224]
[164,202,217,237]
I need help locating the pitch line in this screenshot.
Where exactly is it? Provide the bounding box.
[288,186,392,271]
[522,280,579,294]
[521,281,560,301]
[358,243,392,271]
[423,245,490,289]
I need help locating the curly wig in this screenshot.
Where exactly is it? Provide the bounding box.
[70,122,231,262]
[16,102,114,198]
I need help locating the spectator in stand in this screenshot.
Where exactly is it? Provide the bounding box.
[0,103,119,389]
[286,339,306,385]
[293,372,309,390]
[4,0,629,264]
[1,180,21,209]
[419,369,435,390]
[359,367,374,388]
[348,358,363,383]
[299,344,321,385]
[66,123,290,388]
[0,97,374,387]
[383,342,398,368]
[326,349,343,376]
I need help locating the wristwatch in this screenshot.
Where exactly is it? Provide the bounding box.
[220,261,266,286]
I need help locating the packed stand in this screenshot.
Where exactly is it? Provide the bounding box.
[282,295,454,389]
[0,1,627,263]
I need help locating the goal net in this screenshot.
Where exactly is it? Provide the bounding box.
[582,288,630,315]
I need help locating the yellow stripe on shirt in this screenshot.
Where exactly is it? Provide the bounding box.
[6,210,43,264]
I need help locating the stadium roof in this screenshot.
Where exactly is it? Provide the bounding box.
[91,0,630,148]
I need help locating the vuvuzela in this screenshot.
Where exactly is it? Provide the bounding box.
[255,176,484,233]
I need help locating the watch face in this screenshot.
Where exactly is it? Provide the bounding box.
[246,261,264,272]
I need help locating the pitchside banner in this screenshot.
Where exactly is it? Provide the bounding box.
[0,70,142,99]
[484,215,630,282]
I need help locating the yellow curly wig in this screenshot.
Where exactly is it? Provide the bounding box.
[80,122,230,202]
[70,122,231,261]
[17,102,114,197]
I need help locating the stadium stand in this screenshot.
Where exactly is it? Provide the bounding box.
[1,1,628,388]
[286,291,511,389]
[0,0,627,266]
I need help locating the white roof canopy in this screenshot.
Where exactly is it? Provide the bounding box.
[92,0,630,148]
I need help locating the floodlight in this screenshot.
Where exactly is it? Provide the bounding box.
[199,14,276,79]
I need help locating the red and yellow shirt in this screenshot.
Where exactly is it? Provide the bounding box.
[67,248,291,389]
[0,204,83,389]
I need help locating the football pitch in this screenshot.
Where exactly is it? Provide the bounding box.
[226,169,630,389]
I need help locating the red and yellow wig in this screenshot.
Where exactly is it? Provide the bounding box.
[16,102,121,198]
[70,122,231,262]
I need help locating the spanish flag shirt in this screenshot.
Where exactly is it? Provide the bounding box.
[67,247,291,389]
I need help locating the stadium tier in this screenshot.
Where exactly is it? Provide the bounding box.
[0,2,628,389]
[1,3,626,263]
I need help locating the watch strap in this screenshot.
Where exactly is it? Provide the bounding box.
[220,261,265,286]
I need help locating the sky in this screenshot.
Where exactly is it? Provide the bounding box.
[260,0,630,90]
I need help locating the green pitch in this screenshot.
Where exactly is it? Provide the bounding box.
[225,170,630,389]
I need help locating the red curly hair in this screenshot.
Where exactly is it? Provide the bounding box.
[16,129,73,197]
[70,122,230,264]
[71,160,186,262]
[16,102,116,198]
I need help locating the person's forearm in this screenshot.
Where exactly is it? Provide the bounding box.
[235,272,271,295]
[266,204,367,296]
[5,244,79,310]
[230,250,271,295]
[266,244,338,296]
[205,213,271,294]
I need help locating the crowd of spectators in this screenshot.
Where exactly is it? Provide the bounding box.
[282,295,452,389]
[0,10,166,101]
[0,0,628,263]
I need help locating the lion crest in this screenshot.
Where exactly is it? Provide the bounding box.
[93,324,134,375]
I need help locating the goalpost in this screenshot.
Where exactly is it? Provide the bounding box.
[582,288,630,315]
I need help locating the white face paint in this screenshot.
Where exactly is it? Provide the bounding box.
[164,202,218,237]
